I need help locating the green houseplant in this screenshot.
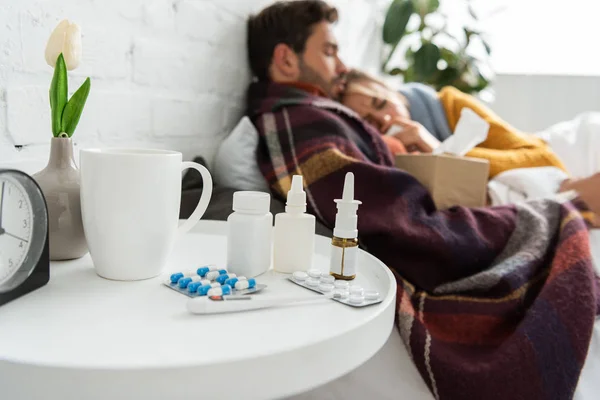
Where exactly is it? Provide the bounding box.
[381,0,493,95]
[32,19,92,260]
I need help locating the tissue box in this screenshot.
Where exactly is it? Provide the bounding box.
[395,153,490,209]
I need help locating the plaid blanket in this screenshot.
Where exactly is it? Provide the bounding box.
[246,81,600,400]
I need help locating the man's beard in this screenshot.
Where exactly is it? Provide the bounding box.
[298,58,343,99]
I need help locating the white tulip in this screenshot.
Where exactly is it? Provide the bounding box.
[45,19,82,71]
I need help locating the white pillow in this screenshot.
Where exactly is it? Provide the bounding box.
[534,112,600,178]
[213,116,269,191]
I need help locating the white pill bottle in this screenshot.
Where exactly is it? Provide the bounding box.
[226,191,273,277]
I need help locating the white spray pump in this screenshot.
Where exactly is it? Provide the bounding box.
[273,175,316,273]
[333,172,362,239]
[329,172,362,280]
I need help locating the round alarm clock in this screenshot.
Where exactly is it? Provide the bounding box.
[0,169,50,306]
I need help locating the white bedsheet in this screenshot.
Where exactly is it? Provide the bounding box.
[290,232,600,400]
[487,166,569,206]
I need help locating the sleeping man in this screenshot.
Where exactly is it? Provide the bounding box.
[245,1,600,399]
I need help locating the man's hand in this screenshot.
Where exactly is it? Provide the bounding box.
[379,116,441,153]
[561,173,600,226]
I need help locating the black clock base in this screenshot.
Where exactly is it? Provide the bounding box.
[0,240,50,307]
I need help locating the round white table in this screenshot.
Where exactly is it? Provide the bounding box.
[0,220,396,400]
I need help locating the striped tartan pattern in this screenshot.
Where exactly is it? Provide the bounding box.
[247,81,600,400]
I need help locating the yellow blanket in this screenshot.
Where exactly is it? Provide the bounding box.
[438,86,567,178]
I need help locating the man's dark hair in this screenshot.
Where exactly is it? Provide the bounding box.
[247,0,338,81]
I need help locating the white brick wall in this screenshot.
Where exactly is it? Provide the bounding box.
[0,0,385,175]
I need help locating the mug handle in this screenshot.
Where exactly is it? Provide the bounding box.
[178,161,213,235]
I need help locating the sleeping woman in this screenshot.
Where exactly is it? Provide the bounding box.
[339,69,568,179]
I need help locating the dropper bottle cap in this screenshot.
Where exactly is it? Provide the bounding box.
[333,172,362,239]
[286,175,307,214]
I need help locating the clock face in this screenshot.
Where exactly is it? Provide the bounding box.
[0,176,34,286]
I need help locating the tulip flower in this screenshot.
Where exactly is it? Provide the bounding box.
[45,19,82,71]
[46,19,91,137]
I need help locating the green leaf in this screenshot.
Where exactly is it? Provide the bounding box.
[383,0,414,45]
[472,66,491,92]
[439,47,460,66]
[474,74,490,92]
[452,77,473,94]
[61,78,91,137]
[413,42,440,80]
[436,66,460,88]
[468,4,478,20]
[49,54,68,136]
[389,68,404,76]
[482,38,492,55]
[463,27,472,42]
[411,0,439,16]
[403,66,417,82]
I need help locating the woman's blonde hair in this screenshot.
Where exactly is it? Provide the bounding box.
[345,69,388,88]
[342,69,408,107]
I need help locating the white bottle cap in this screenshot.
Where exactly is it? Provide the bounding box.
[333,172,362,239]
[286,175,307,213]
[232,191,271,214]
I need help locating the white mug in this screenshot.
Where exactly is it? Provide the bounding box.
[79,148,212,281]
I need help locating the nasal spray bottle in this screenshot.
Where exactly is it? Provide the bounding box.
[329,172,362,280]
[273,175,316,273]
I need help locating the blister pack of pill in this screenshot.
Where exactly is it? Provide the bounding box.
[288,269,382,307]
[164,265,266,298]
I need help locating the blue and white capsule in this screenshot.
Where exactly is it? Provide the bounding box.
[216,273,236,285]
[178,275,207,289]
[169,271,196,284]
[234,278,256,290]
[207,284,232,297]
[205,269,228,281]
[188,279,212,293]
[225,276,246,287]
[197,282,222,296]
[196,265,220,277]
